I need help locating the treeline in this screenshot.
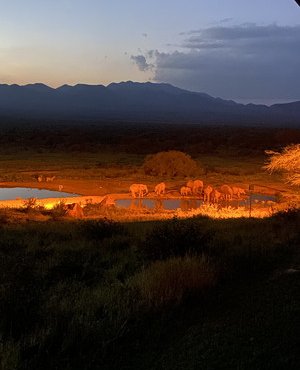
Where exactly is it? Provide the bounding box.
[0,122,300,156]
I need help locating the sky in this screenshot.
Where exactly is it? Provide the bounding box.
[0,0,299,104]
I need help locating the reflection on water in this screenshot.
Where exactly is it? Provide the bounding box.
[116,194,277,211]
[117,198,204,211]
[231,193,277,207]
[179,199,203,210]
[0,187,78,200]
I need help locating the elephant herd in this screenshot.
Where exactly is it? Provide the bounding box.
[130,180,246,204]
[180,181,246,204]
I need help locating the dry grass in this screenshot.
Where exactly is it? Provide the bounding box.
[129,256,216,310]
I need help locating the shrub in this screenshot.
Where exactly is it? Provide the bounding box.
[51,201,67,218]
[143,150,198,177]
[140,218,214,261]
[83,202,105,216]
[23,197,37,212]
[128,256,216,310]
[0,210,9,225]
[79,218,126,240]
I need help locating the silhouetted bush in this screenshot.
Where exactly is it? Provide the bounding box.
[51,201,67,218]
[0,210,9,225]
[23,197,38,212]
[143,150,198,177]
[140,218,214,261]
[79,218,126,240]
[128,255,216,310]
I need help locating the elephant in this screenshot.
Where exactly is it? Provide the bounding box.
[220,185,233,201]
[192,179,204,195]
[154,182,166,196]
[180,186,192,196]
[203,185,213,203]
[211,189,222,204]
[129,183,148,198]
[186,179,204,195]
[232,186,246,199]
[186,180,194,190]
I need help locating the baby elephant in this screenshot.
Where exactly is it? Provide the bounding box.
[180,186,192,196]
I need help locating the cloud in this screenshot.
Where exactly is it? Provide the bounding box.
[178,23,300,47]
[134,24,300,101]
[218,18,234,24]
[130,54,153,72]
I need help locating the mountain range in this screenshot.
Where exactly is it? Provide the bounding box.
[0,81,299,126]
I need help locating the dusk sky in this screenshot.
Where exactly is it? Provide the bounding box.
[1,0,299,104]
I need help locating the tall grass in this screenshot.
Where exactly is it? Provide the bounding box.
[0,211,299,369]
[140,217,213,261]
[128,256,216,310]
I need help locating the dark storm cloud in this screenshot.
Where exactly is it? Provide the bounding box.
[183,23,300,40]
[134,24,300,101]
[130,55,153,71]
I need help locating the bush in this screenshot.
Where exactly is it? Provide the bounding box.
[0,210,9,225]
[128,256,216,310]
[51,201,67,218]
[83,202,105,216]
[143,150,198,177]
[79,218,126,240]
[23,197,38,212]
[140,218,214,261]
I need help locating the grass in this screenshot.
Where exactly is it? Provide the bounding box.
[128,255,216,310]
[0,211,299,369]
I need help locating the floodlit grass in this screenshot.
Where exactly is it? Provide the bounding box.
[175,204,272,219]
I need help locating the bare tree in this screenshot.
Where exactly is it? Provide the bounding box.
[264,144,300,186]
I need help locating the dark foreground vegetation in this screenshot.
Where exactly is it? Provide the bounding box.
[1,211,299,370]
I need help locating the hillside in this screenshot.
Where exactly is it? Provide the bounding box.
[0,82,299,125]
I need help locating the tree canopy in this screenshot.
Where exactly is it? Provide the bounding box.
[143,150,198,177]
[264,144,300,186]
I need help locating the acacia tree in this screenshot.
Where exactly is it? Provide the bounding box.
[143,150,198,177]
[264,144,300,186]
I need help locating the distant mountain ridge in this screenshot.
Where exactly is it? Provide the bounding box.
[0,81,299,126]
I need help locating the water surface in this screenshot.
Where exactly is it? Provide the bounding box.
[0,187,78,200]
[116,194,277,211]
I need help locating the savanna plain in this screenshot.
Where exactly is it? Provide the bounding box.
[0,122,299,369]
